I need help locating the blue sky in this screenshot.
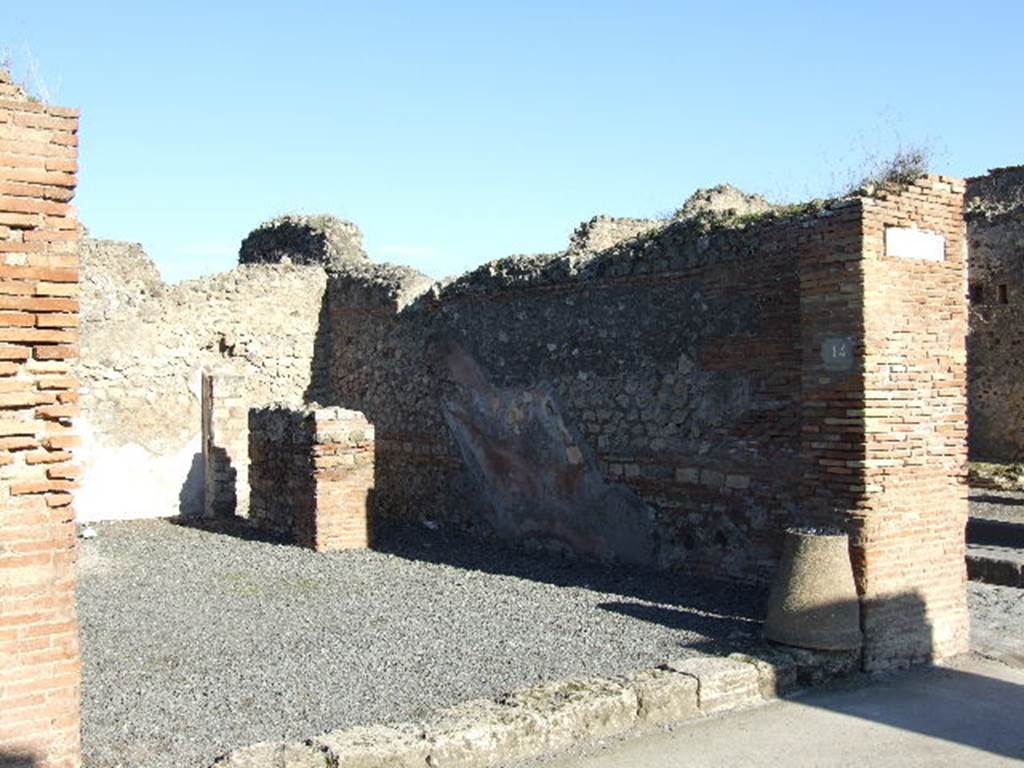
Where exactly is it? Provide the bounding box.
[2,1,1021,282]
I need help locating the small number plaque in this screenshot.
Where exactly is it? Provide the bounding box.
[822,336,855,371]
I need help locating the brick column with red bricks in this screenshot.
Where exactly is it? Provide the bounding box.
[249,405,374,551]
[854,177,970,670]
[0,70,82,768]
[799,177,970,671]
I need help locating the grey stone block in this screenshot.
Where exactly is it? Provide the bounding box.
[499,677,639,752]
[662,656,763,714]
[621,667,701,726]
[727,652,799,698]
[421,698,548,767]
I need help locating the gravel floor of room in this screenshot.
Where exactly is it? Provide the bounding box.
[78,520,766,768]
[968,487,1024,665]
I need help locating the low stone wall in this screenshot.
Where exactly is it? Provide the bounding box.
[248,405,374,550]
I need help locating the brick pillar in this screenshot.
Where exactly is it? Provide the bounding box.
[201,370,249,518]
[855,178,970,669]
[307,408,374,551]
[249,406,374,550]
[799,177,970,671]
[0,72,82,768]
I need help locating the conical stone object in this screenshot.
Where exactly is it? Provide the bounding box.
[764,527,863,651]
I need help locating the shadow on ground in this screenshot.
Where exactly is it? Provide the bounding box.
[169,514,290,545]
[0,753,37,768]
[372,522,767,626]
[786,661,1024,762]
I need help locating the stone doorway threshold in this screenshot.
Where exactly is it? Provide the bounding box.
[212,646,859,768]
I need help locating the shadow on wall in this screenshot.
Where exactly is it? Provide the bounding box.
[303,282,333,406]
[178,451,204,515]
[298,270,675,567]
[440,342,659,566]
[203,446,237,518]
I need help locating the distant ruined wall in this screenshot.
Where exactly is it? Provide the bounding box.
[568,215,661,254]
[567,185,776,256]
[966,166,1024,462]
[77,243,327,521]
[78,176,969,669]
[77,238,161,323]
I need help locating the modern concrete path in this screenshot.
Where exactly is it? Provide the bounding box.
[533,656,1024,767]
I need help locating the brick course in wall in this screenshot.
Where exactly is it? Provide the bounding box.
[249,406,374,550]
[0,71,82,768]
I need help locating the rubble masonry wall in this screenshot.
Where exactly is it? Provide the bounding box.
[966,166,1024,462]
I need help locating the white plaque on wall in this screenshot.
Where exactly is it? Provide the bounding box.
[885,227,945,262]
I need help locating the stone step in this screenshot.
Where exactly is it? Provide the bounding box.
[967,516,1024,549]
[966,544,1024,587]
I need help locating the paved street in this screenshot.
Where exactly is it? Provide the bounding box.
[533,656,1024,767]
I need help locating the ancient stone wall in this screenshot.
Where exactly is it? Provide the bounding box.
[76,246,328,521]
[966,167,1024,462]
[239,214,367,269]
[76,173,970,669]
[317,178,970,670]
[324,205,821,578]
[0,71,82,768]
[567,215,661,254]
[248,405,374,550]
[77,238,161,324]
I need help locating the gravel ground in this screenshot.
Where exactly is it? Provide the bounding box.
[78,520,764,768]
[968,582,1024,667]
[967,490,1024,665]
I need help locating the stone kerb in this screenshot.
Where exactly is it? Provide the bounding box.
[210,646,858,767]
[249,404,374,551]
